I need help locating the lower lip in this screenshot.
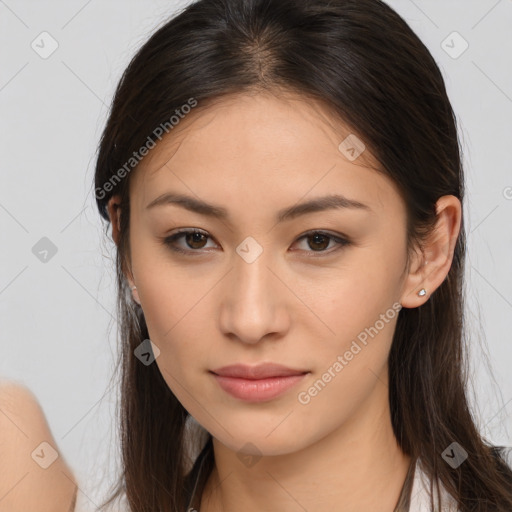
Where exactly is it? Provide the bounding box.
[211,372,308,402]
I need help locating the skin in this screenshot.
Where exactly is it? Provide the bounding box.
[0,380,77,512]
[108,90,461,512]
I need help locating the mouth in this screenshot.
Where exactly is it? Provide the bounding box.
[210,363,310,402]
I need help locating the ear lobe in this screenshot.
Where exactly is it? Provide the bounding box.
[399,195,461,309]
[399,246,431,308]
[106,196,122,246]
[130,285,141,305]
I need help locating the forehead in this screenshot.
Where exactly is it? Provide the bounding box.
[129,91,402,217]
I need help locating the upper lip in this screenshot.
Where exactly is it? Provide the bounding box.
[210,363,309,379]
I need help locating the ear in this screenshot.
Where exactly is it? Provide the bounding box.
[106,195,141,305]
[107,195,122,246]
[399,195,462,308]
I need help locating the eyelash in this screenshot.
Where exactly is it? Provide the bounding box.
[161,228,351,257]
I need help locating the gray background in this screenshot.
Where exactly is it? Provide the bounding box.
[1,0,511,509]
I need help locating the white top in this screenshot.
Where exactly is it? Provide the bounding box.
[73,446,512,511]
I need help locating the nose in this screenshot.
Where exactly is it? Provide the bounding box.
[218,248,290,345]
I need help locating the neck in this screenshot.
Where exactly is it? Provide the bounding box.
[198,379,412,512]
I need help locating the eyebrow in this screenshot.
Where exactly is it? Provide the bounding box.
[145,192,372,223]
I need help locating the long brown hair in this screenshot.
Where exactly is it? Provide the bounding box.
[93,0,512,510]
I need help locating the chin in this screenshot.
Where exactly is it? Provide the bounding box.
[208,421,307,456]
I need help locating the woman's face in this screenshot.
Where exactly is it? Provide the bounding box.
[125,91,412,456]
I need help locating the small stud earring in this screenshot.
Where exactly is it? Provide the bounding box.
[418,288,426,296]
[131,285,137,291]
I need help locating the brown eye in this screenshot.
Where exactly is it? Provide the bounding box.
[163,229,215,254]
[306,233,330,251]
[293,231,351,255]
[183,231,208,249]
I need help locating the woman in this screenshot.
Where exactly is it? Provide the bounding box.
[93,0,512,510]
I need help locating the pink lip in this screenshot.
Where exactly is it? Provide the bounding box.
[211,363,309,379]
[210,363,309,402]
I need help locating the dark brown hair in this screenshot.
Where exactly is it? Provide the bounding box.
[93,0,512,510]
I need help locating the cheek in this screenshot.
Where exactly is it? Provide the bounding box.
[311,298,397,379]
[294,255,402,385]
[131,255,216,379]
[294,298,398,431]
[301,251,402,332]
[137,277,207,367]
[130,237,195,331]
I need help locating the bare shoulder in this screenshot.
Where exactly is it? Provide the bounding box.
[0,379,78,512]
